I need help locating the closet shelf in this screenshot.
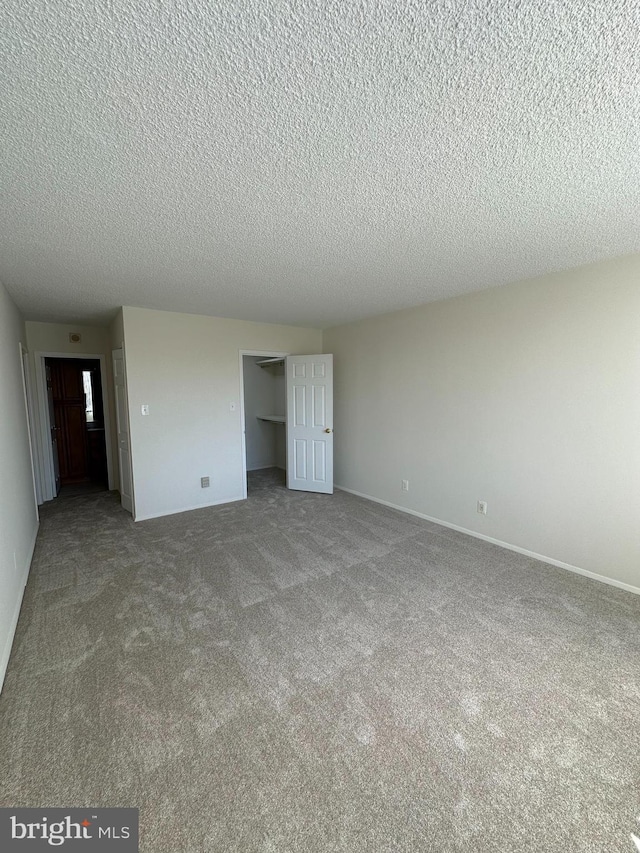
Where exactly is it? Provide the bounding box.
[255,357,285,368]
[257,414,286,424]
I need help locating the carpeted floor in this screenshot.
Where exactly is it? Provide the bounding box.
[1,468,638,852]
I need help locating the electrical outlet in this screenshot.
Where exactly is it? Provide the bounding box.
[401,479,409,492]
[201,476,210,488]
[477,500,488,515]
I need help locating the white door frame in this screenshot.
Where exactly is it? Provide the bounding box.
[19,344,41,513]
[238,349,289,499]
[34,351,116,502]
[112,346,135,517]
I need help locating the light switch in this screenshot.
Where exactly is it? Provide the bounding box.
[141,404,149,416]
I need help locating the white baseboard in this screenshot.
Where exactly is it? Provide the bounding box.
[335,485,640,597]
[0,521,39,693]
[135,495,245,522]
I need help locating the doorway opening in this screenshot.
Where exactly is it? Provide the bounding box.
[45,357,109,497]
[241,353,288,497]
[239,349,335,498]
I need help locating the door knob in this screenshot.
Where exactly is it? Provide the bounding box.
[324,428,332,433]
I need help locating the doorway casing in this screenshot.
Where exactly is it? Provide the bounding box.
[33,351,115,503]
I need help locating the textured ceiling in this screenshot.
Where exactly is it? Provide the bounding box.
[1,0,639,328]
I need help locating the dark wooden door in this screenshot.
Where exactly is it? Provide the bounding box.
[48,360,90,485]
[47,358,108,488]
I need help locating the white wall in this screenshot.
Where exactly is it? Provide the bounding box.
[0,282,39,690]
[110,309,124,352]
[25,321,118,498]
[323,255,640,592]
[122,307,321,520]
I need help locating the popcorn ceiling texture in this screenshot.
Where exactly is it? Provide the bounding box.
[1,0,639,327]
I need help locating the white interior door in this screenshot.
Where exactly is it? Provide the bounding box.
[286,354,333,494]
[112,348,134,514]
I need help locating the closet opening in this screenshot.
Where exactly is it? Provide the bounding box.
[241,353,288,497]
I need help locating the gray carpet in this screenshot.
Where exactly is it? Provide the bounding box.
[1,468,638,852]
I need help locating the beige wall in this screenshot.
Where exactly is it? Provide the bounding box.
[110,308,124,352]
[323,255,640,592]
[122,307,322,520]
[0,283,39,690]
[25,321,119,497]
